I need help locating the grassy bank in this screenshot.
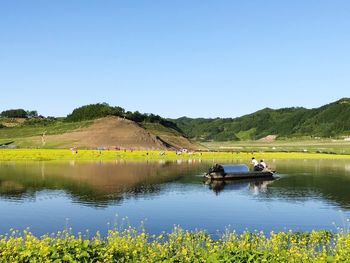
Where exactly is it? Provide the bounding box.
[204,138,350,155]
[1,149,350,161]
[0,119,93,148]
[1,228,349,262]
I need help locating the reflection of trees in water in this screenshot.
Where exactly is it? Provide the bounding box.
[0,161,207,207]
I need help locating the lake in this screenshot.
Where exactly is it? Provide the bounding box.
[0,159,350,236]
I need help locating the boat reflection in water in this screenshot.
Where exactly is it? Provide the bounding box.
[204,177,277,195]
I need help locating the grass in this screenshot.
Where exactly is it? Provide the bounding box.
[204,138,350,155]
[0,118,199,149]
[1,117,350,157]
[141,123,182,137]
[1,227,350,262]
[0,119,93,147]
[2,116,350,155]
[1,149,350,161]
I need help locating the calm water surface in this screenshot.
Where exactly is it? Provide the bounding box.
[1,159,350,236]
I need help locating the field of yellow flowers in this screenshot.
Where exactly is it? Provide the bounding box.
[1,149,350,161]
[1,227,350,262]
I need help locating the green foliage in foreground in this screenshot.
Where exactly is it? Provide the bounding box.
[1,228,349,262]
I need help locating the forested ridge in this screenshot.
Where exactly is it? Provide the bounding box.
[2,98,350,142]
[171,98,350,141]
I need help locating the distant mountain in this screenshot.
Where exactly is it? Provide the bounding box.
[172,98,350,141]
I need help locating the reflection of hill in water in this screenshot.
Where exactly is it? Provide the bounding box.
[1,159,350,209]
[0,161,207,207]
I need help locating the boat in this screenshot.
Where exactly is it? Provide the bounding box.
[204,164,275,180]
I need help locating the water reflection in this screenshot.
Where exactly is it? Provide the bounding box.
[0,160,208,206]
[1,159,350,208]
[1,159,350,235]
[204,178,276,195]
[269,159,350,208]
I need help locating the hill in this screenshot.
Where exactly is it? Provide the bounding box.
[38,117,168,150]
[0,116,202,150]
[0,103,204,150]
[1,98,349,148]
[172,98,350,141]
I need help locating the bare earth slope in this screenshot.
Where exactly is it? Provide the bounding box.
[42,117,166,149]
[41,117,201,150]
[141,123,206,151]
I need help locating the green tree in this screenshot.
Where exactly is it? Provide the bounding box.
[66,103,120,122]
[1,109,28,118]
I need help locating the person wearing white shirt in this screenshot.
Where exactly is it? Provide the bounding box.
[251,157,260,171]
[260,160,267,169]
[251,157,258,166]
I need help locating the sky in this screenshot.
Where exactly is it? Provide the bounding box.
[0,1,349,118]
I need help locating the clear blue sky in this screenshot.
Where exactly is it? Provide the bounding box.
[1,1,349,118]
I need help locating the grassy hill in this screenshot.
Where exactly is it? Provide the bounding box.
[0,103,202,150]
[0,118,93,148]
[172,98,350,141]
[0,117,202,150]
[1,98,349,149]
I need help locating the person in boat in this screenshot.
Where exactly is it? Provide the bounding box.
[209,163,224,174]
[251,157,264,171]
[251,157,259,170]
[260,159,267,170]
[214,163,224,173]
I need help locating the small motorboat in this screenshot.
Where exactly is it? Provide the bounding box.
[205,164,275,180]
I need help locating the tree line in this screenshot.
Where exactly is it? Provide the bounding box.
[0,104,181,132]
[1,109,38,118]
[65,103,181,132]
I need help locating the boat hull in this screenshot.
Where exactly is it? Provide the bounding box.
[205,171,274,180]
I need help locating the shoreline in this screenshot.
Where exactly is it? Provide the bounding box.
[1,149,350,161]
